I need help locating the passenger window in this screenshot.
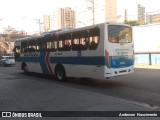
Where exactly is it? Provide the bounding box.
[64,34,71,51]
[28,39,37,52]
[89,28,100,50]
[79,31,88,50]
[72,32,79,51]
[14,46,20,59]
[46,35,57,51]
[52,36,57,51]
[21,41,27,53]
[58,34,71,51]
[46,38,52,50]
[37,37,46,51]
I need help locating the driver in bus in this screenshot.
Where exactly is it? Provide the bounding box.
[109,36,117,43]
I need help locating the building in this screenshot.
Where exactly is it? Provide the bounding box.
[146,13,160,24]
[124,9,128,21]
[61,7,76,29]
[43,15,51,32]
[76,0,117,27]
[137,4,145,23]
[49,7,75,30]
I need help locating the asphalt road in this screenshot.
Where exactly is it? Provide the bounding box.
[0,66,160,119]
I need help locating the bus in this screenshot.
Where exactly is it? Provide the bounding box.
[14,22,134,81]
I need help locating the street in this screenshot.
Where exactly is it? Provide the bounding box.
[0,66,160,119]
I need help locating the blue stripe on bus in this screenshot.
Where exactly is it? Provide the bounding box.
[18,55,132,70]
[18,56,106,66]
[50,56,105,65]
[39,51,49,74]
[18,52,49,74]
[110,56,132,68]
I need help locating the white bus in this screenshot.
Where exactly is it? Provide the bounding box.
[14,22,134,81]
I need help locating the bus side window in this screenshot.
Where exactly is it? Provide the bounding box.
[21,41,27,53]
[46,35,57,52]
[58,34,71,51]
[79,31,88,50]
[72,32,79,51]
[46,39,52,51]
[51,36,57,51]
[28,39,37,52]
[89,28,100,50]
[58,35,64,51]
[14,46,20,59]
[64,34,71,51]
[37,37,46,51]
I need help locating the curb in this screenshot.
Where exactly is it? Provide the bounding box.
[134,64,160,69]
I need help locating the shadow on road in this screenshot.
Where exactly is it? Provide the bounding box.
[20,71,128,90]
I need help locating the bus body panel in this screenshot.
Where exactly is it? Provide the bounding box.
[14,22,134,80]
[105,24,134,78]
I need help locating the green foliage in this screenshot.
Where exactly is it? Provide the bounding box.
[124,20,146,26]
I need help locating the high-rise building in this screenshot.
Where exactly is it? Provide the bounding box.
[124,9,128,21]
[137,4,145,23]
[61,7,76,29]
[50,7,75,30]
[77,0,117,27]
[43,15,51,32]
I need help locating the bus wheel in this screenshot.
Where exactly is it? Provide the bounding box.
[24,66,28,74]
[55,65,66,81]
[22,63,28,74]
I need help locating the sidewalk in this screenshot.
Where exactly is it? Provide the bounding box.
[135,64,160,69]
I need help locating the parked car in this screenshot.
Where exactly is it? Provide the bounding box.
[1,56,15,66]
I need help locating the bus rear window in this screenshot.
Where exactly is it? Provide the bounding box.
[108,25,132,43]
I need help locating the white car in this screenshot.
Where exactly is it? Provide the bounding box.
[1,56,15,66]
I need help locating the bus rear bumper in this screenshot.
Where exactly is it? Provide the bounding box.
[105,66,134,78]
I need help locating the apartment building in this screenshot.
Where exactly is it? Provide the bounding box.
[137,4,145,23]
[60,7,76,29]
[76,0,117,27]
[44,7,76,31]
[43,15,51,32]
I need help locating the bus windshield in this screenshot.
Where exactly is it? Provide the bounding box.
[108,25,132,43]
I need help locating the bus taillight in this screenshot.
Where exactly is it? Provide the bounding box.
[105,50,110,68]
[132,50,134,65]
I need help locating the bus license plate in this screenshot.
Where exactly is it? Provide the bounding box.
[120,62,125,64]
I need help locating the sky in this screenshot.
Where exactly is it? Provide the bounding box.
[0,0,160,34]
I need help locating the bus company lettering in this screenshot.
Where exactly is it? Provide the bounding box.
[115,48,129,52]
[24,52,39,57]
[115,48,129,56]
[55,53,63,56]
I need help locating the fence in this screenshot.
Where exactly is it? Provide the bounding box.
[135,52,160,65]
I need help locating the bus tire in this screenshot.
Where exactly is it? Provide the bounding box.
[55,65,66,81]
[24,66,28,74]
[22,62,28,74]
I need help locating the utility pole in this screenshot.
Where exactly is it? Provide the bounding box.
[34,19,43,35]
[92,0,95,25]
[87,0,95,25]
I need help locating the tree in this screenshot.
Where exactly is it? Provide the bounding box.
[124,20,146,26]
